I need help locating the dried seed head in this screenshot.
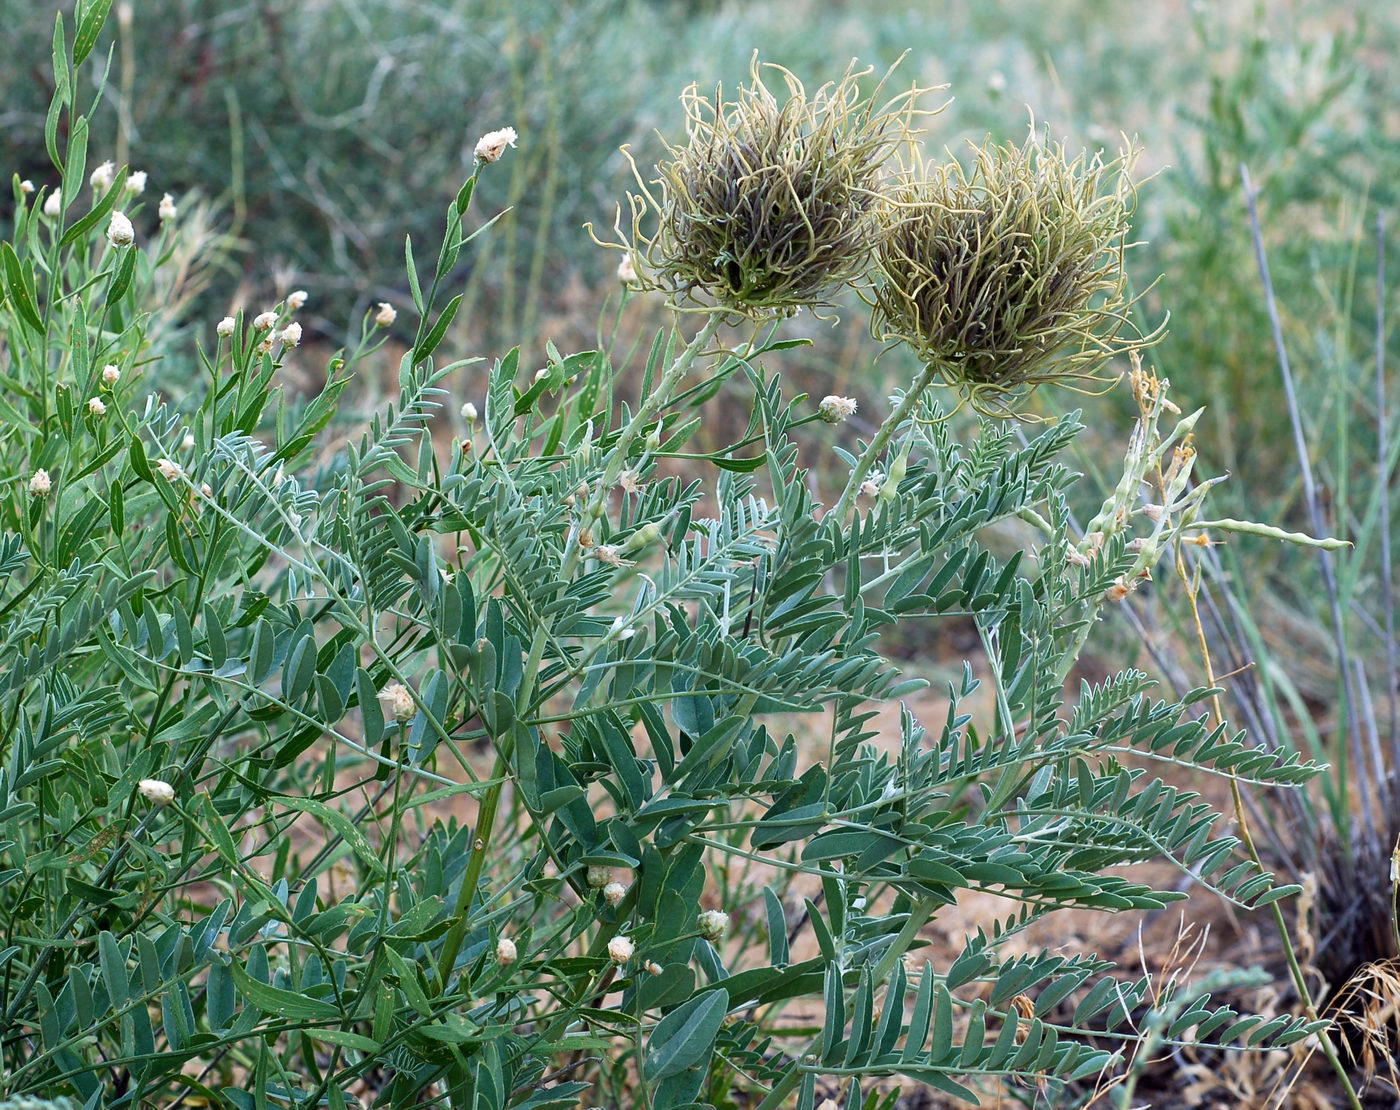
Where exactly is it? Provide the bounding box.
[157,458,184,482]
[610,57,932,317]
[871,132,1160,417]
[138,778,175,804]
[818,395,858,424]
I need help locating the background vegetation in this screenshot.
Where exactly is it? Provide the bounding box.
[1,1,1397,1106]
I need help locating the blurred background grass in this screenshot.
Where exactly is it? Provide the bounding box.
[2,1,1393,476]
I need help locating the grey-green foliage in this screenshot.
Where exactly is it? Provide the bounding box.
[0,6,1327,1109]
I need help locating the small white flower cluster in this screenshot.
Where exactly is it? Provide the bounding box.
[473,126,518,164]
[495,936,517,966]
[378,681,416,723]
[375,302,397,328]
[818,395,858,424]
[697,909,729,941]
[28,469,51,498]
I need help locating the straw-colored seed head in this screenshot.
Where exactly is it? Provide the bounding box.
[614,57,932,318]
[870,132,1160,417]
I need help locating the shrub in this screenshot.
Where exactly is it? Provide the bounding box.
[0,8,1347,1109]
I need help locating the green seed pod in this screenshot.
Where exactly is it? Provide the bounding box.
[870,132,1162,417]
[609,57,932,318]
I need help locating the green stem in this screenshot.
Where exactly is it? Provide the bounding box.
[830,362,941,521]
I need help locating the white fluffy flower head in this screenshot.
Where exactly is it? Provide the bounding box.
[89,161,116,194]
[125,170,147,195]
[157,458,184,482]
[42,189,61,218]
[697,909,730,941]
[607,935,634,964]
[374,302,397,328]
[158,193,177,221]
[106,211,135,248]
[602,881,628,907]
[138,778,175,804]
[460,401,478,424]
[818,395,858,424]
[252,310,278,331]
[495,936,518,966]
[28,469,51,497]
[279,321,303,347]
[286,289,308,311]
[379,681,416,723]
[216,316,236,338]
[87,397,107,416]
[474,126,518,164]
[102,363,121,386]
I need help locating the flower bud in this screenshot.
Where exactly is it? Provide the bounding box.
[158,192,177,221]
[102,364,121,386]
[818,395,858,424]
[138,778,175,804]
[859,472,885,499]
[87,397,107,416]
[42,189,61,218]
[28,469,51,497]
[617,254,639,284]
[106,211,135,248]
[18,179,34,194]
[89,160,116,195]
[217,316,236,337]
[125,170,147,195]
[697,909,729,941]
[607,935,634,964]
[474,126,518,164]
[645,960,664,975]
[460,401,478,423]
[586,865,612,889]
[181,433,195,451]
